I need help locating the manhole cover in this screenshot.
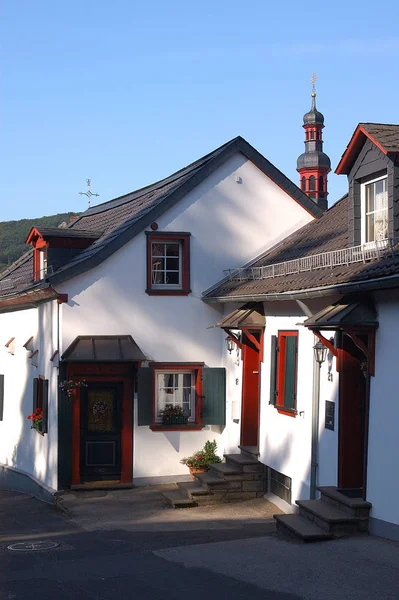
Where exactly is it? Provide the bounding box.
[7,541,60,552]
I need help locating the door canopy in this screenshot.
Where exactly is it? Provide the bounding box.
[62,335,147,362]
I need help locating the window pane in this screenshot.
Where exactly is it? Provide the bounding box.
[165,243,180,257]
[152,243,165,257]
[366,184,374,213]
[366,214,375,242]
[166,258,179,270]
[166,271,180,284]
[375,211,388,241]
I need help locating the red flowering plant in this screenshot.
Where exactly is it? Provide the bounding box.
[180,440,222,469]
[27,408,43,433]
[59,379,88,399]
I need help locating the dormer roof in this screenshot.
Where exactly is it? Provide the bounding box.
[336,123,399,175]
[25,227,102,246]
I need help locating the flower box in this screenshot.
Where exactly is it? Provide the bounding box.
[162,415,188,426]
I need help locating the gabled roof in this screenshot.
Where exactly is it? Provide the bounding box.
[0,136,322,300]
[25,227,102,244]
[336,123,399,175]
[203,194,399,301]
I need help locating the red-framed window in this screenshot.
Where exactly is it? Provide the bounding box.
[32,376,49,433]
[270,331,298,417]
[146,232,190,295]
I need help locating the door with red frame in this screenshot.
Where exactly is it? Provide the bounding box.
[241,330,262,447]
[80,382,123,482]
[338,333,367,493]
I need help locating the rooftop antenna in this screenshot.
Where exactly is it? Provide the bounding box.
[79,178,99,208]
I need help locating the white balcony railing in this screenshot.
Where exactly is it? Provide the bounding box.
[223,239,393,282]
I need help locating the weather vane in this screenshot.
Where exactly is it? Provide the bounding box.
[79,178,99,208]
[311,72,317,95]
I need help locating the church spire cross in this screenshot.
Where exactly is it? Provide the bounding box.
[79,178,99,209]
[311,72,317,96]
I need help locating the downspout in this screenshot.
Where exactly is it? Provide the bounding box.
[310,334,320,499]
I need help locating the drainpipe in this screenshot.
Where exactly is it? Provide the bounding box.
[310,335,320,500]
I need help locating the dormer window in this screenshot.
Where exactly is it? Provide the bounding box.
[39,247,48,279]
[363,176,388,243]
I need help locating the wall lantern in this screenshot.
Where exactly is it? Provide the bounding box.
[313,340,327,366]
[225,336,236,354]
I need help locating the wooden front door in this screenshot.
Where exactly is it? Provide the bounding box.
[241,331,262,447]
[80,382,123,481]
[338,334,367,491]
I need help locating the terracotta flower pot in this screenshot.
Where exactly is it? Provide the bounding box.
[188,466,208,480]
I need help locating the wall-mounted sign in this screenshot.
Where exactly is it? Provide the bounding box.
[325,401,335,431]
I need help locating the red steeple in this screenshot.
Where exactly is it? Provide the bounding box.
[297,79,331,211]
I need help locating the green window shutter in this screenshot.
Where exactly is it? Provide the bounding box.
[137,367,154,426]
[41,379,49,434]
[0,375,4,421]
[202,367,226,426]
[283,336,297,410]
[269,336,278,405]
[33,378,39,412]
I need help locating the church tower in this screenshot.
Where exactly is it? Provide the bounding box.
[297,76,331,211]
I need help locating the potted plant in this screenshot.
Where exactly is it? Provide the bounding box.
[59,379,88,399]
[180,440,223,479]
[160,403,188,425]
[27,408,44,434]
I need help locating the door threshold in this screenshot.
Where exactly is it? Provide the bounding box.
[238,445,260,457]
[71,481,133,491]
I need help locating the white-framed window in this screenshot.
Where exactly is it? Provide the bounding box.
[39,248,48,279]
[362,175,388,244]
[151,241,182,288]
[155,370,195,422]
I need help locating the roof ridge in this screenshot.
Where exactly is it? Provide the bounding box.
[75,137,241,218]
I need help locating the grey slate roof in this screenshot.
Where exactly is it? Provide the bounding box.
[28,227,102,239]
[360,123,399,153]
[0,136,323,298]
[203,195,399,301]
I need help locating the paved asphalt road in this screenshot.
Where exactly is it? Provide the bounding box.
[0,489,294,600]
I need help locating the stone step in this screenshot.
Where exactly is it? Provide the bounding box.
[238,445,260,458]
[209,463,243,479]
[194,472,230,490]
[296,500,362,535]
[177,481,210,497]
[274,514,334,543]
[224,454,263,473]
[317,486,372,519]
[162,489,197,509]
[224,453,259,466]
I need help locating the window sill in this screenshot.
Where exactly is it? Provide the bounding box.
[150,423,203,432]
[274,406,297,418]
[146,289,191,296]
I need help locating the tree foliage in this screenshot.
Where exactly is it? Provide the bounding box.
[0,212,81,273]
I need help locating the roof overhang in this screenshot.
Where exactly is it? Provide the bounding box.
[0,286,63,314]
[335,124,397,175]
[61,335,147,362]
[302,299,378,330]
[211,303,265,329]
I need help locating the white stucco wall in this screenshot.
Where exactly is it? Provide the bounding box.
[367,292,399,528]
[260,314,314,503]
[56,152,314,480]
[0,302,59,489]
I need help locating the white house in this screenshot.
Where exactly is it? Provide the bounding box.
[204,122,399,542]
[0,136,321,499]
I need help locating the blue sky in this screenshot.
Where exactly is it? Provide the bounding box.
[2,1,399,221]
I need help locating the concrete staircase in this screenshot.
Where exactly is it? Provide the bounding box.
[274,486,372,542]
[162,448,267,508]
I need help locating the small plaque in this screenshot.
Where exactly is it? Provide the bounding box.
[325,401,335,431]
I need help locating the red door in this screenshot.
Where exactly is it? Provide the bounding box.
[241,331,262,447]
[338,334,367,491]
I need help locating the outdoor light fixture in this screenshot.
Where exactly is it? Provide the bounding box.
[225,336,236,354]
[313,340,327,365]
